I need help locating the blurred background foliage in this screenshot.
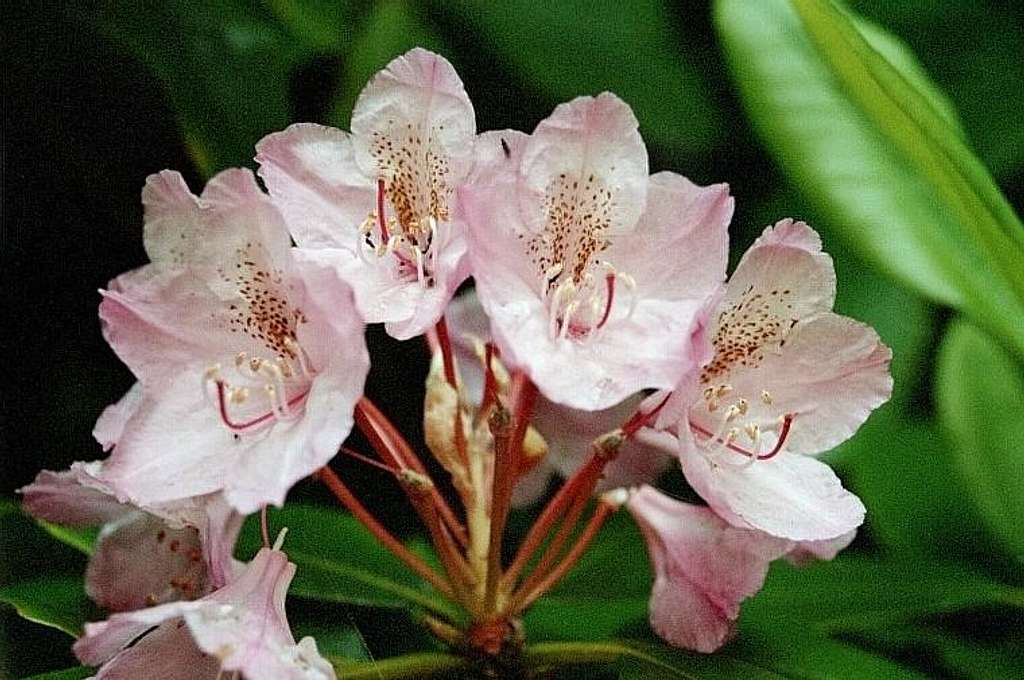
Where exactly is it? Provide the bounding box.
[3,0,1023,677]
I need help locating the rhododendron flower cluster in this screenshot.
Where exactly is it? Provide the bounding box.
[21,47,891,676]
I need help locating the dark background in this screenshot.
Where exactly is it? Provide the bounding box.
[3,1,1023,676]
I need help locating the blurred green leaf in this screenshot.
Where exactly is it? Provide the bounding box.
[83,2,320,175]
[851,0,1024,178]
[524,636,929,679]
[938,320,1024,565]
[237,504,461,621]
[334,652,471,679]
[745,555,1024,633]
[263,0,364,51]
[328,0,446,127]
[440,0,722,153]
[846,620,1024,680]
[22,668,94,680]
[0,576,89,638]
[715,0,1024,359]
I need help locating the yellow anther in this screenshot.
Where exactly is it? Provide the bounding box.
[761,390,774,405]
[744,423,760,442]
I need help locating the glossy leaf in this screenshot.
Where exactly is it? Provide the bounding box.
[715,0,1024,359]
[744,555,1024,633]
[237,504,462,620]
[938,320,1024,564]
[0,576,90,638]
[440,0,722,153]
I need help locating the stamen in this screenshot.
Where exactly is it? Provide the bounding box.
[414,246,425,283]
[690,413,795,461]
[761,390,774,405]
[271,527,289,552]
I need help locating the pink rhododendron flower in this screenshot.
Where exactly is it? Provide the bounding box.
[626,485,792,652]
[653,220,892,541]
[460,95,731,410]
[256,48,476,340]
[441,290,675,506]
[95,168,368,513]
[20,461,242,611]
[75,546,335,680]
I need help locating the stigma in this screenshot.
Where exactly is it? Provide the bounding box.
[204,337,314,436]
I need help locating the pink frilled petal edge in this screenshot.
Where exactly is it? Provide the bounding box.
[626,485,791,652]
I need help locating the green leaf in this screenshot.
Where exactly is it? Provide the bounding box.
[938,320,1024,564]
[83,2,319,175]
[238,504,462,621]
[36,520,97,556]
[524,636,929,679]
[844,622,1024,680]
[523,514,650,640]
[439,0,723,153]
[334,652,471,679]
[850,1,1024,178]
[744,555,1024,634]
[22,668,94,680]
[0,576,90,638]
[714,0,1024,359]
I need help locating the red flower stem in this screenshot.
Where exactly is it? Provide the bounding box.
[356,397,468,547]
[434,317,458,388]
[483,374,538,613]
[510,500,618,614]
[339,445,400,474]
[621,392,671,438]
[316,466,456,599]
[413,488,480,616]
[259,505,271,549]
[434,317,471,472]
[512,483,591,600]
[500,448,608,593]
[479,343,499,415]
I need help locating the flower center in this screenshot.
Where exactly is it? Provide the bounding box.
[522,173,636,340]
[356,120,452,286]
[690,384,793,466]
[205,242,315,435]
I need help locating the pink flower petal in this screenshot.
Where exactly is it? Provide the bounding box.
[19,466,126,527]
[86,512,207,611]
[93,383,143,452]
[350,48,476,185]
[708,313,893,455]
[678,438,865,541]
[97,169,368,514]
[76,548,336,679]
[786,529,856,566]
[627,486,791,652]
[518,93,648,236]
[255,123,374,250]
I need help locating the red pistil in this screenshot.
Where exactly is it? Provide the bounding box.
[376,178,390,243]
[689,414,795,460]
[214,381,308,433]
[595,273,616,330]
[621,392,671,438]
